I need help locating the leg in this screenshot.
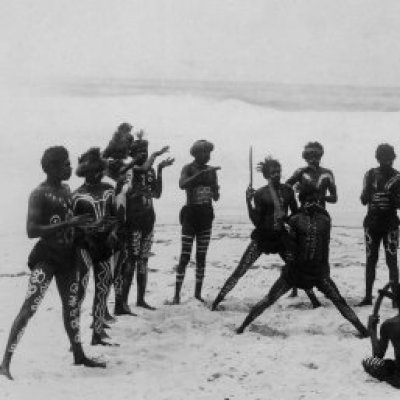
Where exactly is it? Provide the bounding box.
[118,230,141,314]
[304,289,322,309]
[0,263,54,380]
[55,267,106,368]
[92,259,116,346]
[77,249,91,308]
[236,275,292,334]
[114,247,136,316]
[359,228,381,306]
[194,228,212,302]
[317,277,368,337]
[383,228,399,307]
[212,240,262,310]
[172,226,195,304]
[136,230,155,310]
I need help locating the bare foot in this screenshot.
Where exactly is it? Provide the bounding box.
[195,295,206,303]
[136,301,156,310]
[235,326,245,334]
[0,364,13,380]
[114,304,137,316]
[171,296,180,305]
[357,298,373,307]
[74,356,106,368]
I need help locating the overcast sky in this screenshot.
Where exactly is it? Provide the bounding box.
[1,0,400,88]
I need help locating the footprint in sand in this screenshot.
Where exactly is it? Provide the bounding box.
[248,323,288,338]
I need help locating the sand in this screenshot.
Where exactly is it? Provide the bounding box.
[0,221,399,399]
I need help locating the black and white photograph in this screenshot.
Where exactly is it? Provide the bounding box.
[1,1,400,398]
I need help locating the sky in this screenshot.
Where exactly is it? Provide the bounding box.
[1,0,400,89]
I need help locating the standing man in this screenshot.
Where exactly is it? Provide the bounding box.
[73,147,119,346]
[0,146,105,380]
[123,133,173,310]
[172,140,220,304]
[358,144,400,306]
[286,141,337,298]
[211,157,320,311]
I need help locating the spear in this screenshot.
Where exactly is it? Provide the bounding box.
[249,146,253,188]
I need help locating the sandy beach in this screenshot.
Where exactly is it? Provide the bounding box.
[0,221,399,399]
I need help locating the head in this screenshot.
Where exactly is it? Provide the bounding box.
[190,140,214,165]
[41,146,71,181]
[117,122,133,135]
[76,147,107,184]
[103,130,134,160]
[259,157,281,184]
[302,142,324,168]
[376,143,396,170]
[130,139,149,165]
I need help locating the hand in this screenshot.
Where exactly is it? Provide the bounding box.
[68,214,94,228]
[246,186,255,201]
[158,157,175,169]
[154,146,170,157]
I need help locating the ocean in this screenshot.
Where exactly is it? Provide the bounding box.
[0,79,400,269]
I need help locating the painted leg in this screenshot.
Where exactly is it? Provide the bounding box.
[55,267,106,368]
[136,231,155,310]
[172,228,194,304]
[384,228,399,307]
[212,240,262,310]
[0,263,53,380]
[317,277,368,338]
[194,228,212,302]
[236,275,292,334]
[358,228,380,306]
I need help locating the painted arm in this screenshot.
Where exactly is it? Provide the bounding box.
[360,171,372,205]
[246,187,261,226]
[324,172,338,204]
[212,170,220,201]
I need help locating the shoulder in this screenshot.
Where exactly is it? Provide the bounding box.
[319,167,334,176]
[29,184,46,202]
[290,167,306,178]
[254,185,268,198]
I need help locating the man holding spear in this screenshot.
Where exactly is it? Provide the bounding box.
[212,151,320,311]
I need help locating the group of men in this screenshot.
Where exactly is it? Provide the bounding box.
[0,125,399,387]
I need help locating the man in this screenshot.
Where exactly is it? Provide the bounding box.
[362,282,400,388]
[358,144,400,306]
[0,146,105,380]
[73,147,119,346]
[211,157,320,311]
[172,140,220,304]
[285,141,337,298]
[286,141,337,208]
[102,124,136,316]
[235,185,368,338]
[122,132,173,310]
